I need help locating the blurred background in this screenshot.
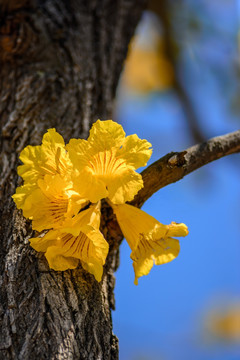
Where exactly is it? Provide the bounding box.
[113,0,240,359]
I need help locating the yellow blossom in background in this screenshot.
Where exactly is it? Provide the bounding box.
[205,304,240,342]
[12,119,188,283]
[67,120,152,204]
[112,203,188,285]
[121,36,174,94]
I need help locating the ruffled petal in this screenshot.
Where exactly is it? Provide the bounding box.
[116,134,152,169]
[113,203,188,284]
[112,203,165,250]
[18,129,72,184]
[67,121,126,169]
[29,230,59,252]
[62,202,102,236]
[37,174,72,198]
[12,183,37,211]
[81,260,104,282]
[17,175,85,231]
[30,189,69,231]
[154,238,180,265]
[18,145,43,183]
[167,222,189,237]
[45,246,79,270]
[67,121,150,203]
[66,138,90,169]
[71,169,108,203]
[131,236,180,285]
[29,203,108,281]
[42,128,65,147]
[88,120,126,151]
[43,227,108,281]
[40,129,71,177]
[107,168,143,204]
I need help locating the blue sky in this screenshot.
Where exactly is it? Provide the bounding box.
[113,3,240,359]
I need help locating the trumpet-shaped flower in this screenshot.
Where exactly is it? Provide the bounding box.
[29,203,109,281]
[112,203,188,285]
[12,120,188,284]
[13,129,74,211]
[13,174,87,231]
[18,128,72,184]
[67,120,152,204]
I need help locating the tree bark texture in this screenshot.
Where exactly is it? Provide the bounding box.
[0,1,145,359]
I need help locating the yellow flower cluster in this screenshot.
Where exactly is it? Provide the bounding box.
[12,120,188,284]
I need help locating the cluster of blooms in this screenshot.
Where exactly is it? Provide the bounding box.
[12,120,188,284]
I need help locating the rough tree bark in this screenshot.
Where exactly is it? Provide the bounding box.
[0,1,145,359]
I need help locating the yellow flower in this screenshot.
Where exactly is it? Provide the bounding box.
[112,203,188,285]
[121,36,174,94]
[13,128,74,210]
[18,128,72,184]
[206,304,240,342]
[29,203,109,282]
[122,47,174,94]
[66,120,152,204]
[13,174,87,231]
[12,120,188,284]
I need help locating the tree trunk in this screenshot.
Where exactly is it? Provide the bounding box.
[0,1,145,358]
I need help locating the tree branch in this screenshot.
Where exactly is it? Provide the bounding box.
[132,130,240,208]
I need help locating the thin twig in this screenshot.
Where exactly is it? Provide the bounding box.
[132,130,240,208]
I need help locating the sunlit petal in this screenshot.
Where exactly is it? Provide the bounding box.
[16,175,86,231]
[116,134,152,169]
[131,236,180,285]
[29,230,59,252]
[29,203,108,282]
[45,246,79,271]
[88,119,126,151]
[67,120,151,203]
[107,168,143,204]
[18,129,72,184]
[113,203,188,284]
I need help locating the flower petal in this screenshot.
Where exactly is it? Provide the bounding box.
[66,138,90,169]
[16,175,85,231]
[113,203,188,284]
[154,238,180,265]
[45,227,108,281]
[67,121,150,203]
[29,230,59,252]
[167,222,189,237]
[30,190,69,231]
[71,169,108,204]
[131,236,180,285]
[116,134,152,169]
[45,246,79,271]
[107,168,143,204]
[29,203,108,281]
[62,202,102,236]
[12,183,37,211]
[112,203,166,250]
[18,145,42,183]
[81,261,104,282]
[88,120,126,151]
[18,129,72,184]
